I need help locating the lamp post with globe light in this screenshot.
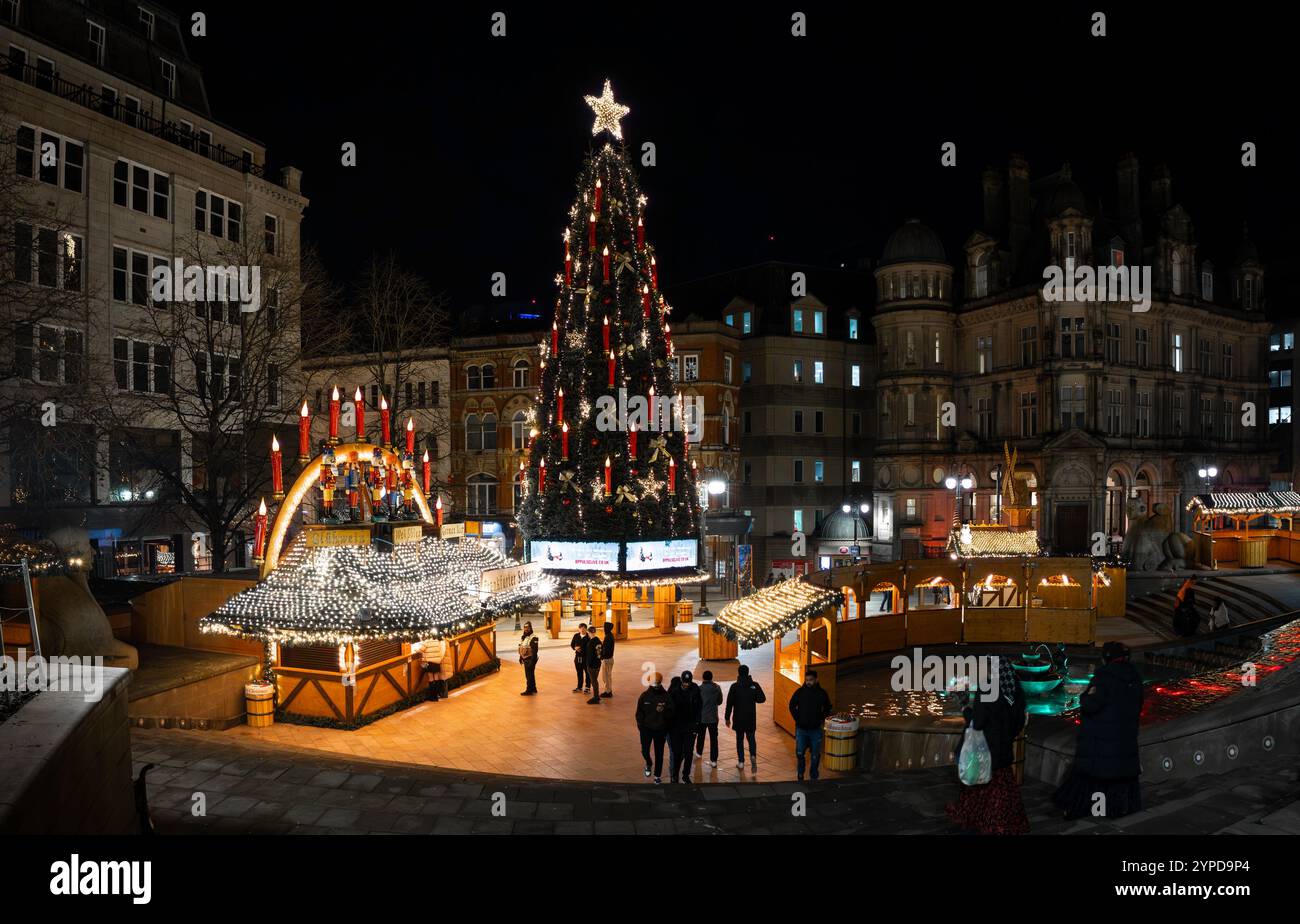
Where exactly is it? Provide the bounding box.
[841,501,870,563]
[698,476,728,619]
[945,472,975,526]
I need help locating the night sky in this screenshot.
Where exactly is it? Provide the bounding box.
[167,2,1298,320]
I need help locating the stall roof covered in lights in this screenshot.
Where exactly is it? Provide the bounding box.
[201,530,559,645]
[1185,492,1300,518]
[946,524,1042,558]
[713,578,843,650]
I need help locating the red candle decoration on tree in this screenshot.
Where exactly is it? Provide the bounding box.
[539,457,546,492]
[629,422,638,458]
[328,386,340,443]
[298,400,311,462]
[602,246,610,282]
[252,498,268,563]
[551,321,559,357]
[651,255,658,288]
[664,323,672,353]
[668,455,677,495]
[380,394,391,446]
[602,315,610,352]
[561,421,570,460]
[648,386,656,430]
[564,231,572,284]
[636,216,644,249]
[405,417,415,455]
[434,495,443,527]
[642,284,651,318]
[607,349,616,387]
[422,449,431,496]
[270,435,284,499]
[594,176,603,214]
[557,387,565,425]
[353,387,366,441]
[588,211,596,248]
[604,456,612,497]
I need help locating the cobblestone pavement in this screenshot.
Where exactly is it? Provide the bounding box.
[132,728,1300,835]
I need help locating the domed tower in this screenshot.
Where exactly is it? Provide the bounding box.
[1045,164,1093,268]
[871,219,956,559]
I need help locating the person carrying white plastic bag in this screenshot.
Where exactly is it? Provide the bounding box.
[946,655,1030,834]
[958,724,993,786]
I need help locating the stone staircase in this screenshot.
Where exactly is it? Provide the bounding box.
[1123,576,1291,641]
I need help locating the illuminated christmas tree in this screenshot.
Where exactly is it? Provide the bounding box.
[518,81,701,572]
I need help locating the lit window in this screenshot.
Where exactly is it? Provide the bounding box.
[813,311,824,335]
[792,310,804,333]
[848,317,859,340]
[814,460,824,483]
[851,364,861,387]
[742,311,752,334]
[851,460,861,483]
[813,360,824,384]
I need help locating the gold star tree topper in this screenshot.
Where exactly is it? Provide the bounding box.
[584,79,630,140]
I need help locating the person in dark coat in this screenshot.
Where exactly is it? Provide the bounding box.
[695,670,723,767]
[599,622,615,697]
[946,656,1029,834]
[1053,642,1145,820]
[1173,578,1199,636]
[668,670,703,782]
[635,672,674,783]
[518,621,539,695]
[570,624,589,693]
[788,669,834,780]
[724,664,766,772]
[583,629,603,704]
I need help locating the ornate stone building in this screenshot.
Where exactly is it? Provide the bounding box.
[870,155,1273,560]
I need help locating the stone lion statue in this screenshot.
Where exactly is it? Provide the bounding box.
[35,526,138,669]
[1121,500,1196,571]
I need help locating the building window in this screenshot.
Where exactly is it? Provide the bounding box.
[159,59,175,98]
[814,460,824,483]
[113,338,170,393]
[195,352,237,401]
[465,414,481,450]
[1270,406,1292,424]
[1060,317,1085,358]
[976,396,992,438]
[793,460,804,483]
[934,332,942,365]
[1060,383,1085,430]
[793,509,803,532]
[15,324,84,385]
[511,411,528,449]
[1135,391,1151,437]
[480,364,495,389]
[851,364,861,387]
[17,126,85,193]
[16,226,82,291]
[87,20,106,65]
[848,317,859,340]
[513,359,529,388]
[264,214,278,255]
[1172,393,1184,436]
[724,313,734,327]
[467,474,497,515]
[743,461,752,485]
[1019,392,1037,437]
[139,6,155,39]
[851,412,861,436]
[1200,396,1214,436]
[195,190,240,242]
[1171,250,1184,295]
[722,407,730,444]
[1106,323,1121,364]
[850,460,861,483]
[1105,388,1124,437]
[743,410,752,435]
[974,260,989,298]
[742,311,752,334]
[792,360,803,384]
[742,360,752,384]
[1202,270,1214,301]
[813,360,824,384]
[1172,333,1183,372]
[792,309,804,334]
[2,0,19,26]
[906,392,915,427]
[1198,338,1212,374]
[1135,328,1149,367]
[683,354,699,381]
[1243,277,1255,309]
[814,410,824,434]
[1110,246,1125,266]
[1222,399,1233,441]
[1020,325,1037,366]
[793,410,803,433]
[976,335,992,374]
[813,311,824,335]
[112,246,166,306]
[115,159,169,219]
[905,498,917,519]
[723,355,733,383]
[1223,344,1233,379]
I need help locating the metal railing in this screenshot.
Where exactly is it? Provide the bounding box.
[2,53,277,185]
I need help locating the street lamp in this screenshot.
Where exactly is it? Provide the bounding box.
[841,501,870,562]
[945,473,974,524]
[990,465,1003,524]
[698,477,728,620]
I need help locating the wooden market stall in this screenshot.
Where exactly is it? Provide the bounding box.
[1185,492,1300,569]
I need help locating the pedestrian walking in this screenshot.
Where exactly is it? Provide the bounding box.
[584,627,603,703]
[695,670,723,767]
[599,621,615,697]
[945,656,1029,834]
[517,621,539,695]
[570,623,589,693]
[635,672,674,783]
[1173,577,1199,636]
[669,670,702,782]
[724,664,766,772]
[1053,642,1144,820]
[788,669,833,780]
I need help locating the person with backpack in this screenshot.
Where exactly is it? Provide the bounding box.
[518,621,539,695]
[788,669,833,780]
[599,621,615,697]
[669,670,703,782]
[570,623,589,693]
[635,672,674,783]
[695,670,723,767]
[584,626,603,704]
[724,664,766,773]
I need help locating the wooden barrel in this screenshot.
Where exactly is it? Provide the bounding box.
[677,600,694,623]
[245,682,275,727]
[697,622,738,660]
[1239,536,1268,568]
[823,714,859,771]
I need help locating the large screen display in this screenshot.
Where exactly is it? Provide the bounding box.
[625,538,699,572]
[530,540,620,571]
